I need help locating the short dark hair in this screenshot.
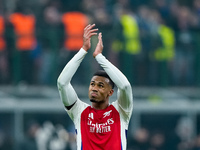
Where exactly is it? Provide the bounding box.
[93,70,115,89]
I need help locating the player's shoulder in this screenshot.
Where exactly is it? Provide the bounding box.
[66,99,90,122]
[111,101,119,111]
[74,99,89,110]
[67,99,89,114]
[111,101,132,123]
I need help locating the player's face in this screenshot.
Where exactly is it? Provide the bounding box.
[88,76,113,103]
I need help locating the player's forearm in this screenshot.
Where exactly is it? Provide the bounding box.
[57,48,87,106]
[95,53,133,111]
[95,53,130,89]
[57,48,87,86]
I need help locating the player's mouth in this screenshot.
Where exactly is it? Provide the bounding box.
[91,92,98,97]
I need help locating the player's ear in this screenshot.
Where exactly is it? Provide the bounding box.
[108,89,114,97]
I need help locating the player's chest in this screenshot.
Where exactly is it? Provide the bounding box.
[81,106,120,134]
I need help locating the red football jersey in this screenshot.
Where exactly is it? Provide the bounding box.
[81,105,121,150]
[67,99,131,150]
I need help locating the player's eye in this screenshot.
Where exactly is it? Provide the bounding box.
[99,84,104,88]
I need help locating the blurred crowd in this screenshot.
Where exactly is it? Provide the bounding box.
[0,0,199,86]
[18,121,76,150]
[127,115,200,150]
[0,119,77,150]
[0,120,76,150]
[127,127,200,150]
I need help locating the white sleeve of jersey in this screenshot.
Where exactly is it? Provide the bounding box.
[57,48,87,107]
[66,99,89,124]
[95,53,133,124]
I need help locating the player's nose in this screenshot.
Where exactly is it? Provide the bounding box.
[91,85,98,92]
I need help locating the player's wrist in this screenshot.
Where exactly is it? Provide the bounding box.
[93,52,102,58]
[82,45,89,52]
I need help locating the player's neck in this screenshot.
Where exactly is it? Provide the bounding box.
[92,101,109,110]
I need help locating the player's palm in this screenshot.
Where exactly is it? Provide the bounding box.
[82,24,98,51]
[93,33,103,57]
[83,36,91,50]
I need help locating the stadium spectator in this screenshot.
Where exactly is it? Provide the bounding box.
[18,121,39,150]
[38,1,63,85]
[9,7,37,84]
[128,127,150,150]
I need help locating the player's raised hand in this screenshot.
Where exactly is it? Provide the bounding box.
[82,24,98,51]
[93,32,103,57]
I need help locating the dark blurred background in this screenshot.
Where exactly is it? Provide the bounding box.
[0,0,200,150]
